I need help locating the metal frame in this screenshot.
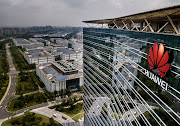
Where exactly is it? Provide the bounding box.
[85,16,180,35]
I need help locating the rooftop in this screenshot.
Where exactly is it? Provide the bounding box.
[57,48,76,54]
[14,38,29,44]
[38,61,83,82]
[25,49,51,58]
[53,61,78,75]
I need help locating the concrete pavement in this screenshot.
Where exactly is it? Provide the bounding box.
[31,105,75,125]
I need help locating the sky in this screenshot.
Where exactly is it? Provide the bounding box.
[0,0,180,27]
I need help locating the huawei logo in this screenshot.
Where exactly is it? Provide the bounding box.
[147,42,170,77]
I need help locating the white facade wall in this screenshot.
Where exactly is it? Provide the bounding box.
[36,66,52,92]
[60,52,82,60]
[36,66,66,92]
[23,53,55,64]
[21,43,44,49]
[13,39,21,46]
[23,53,31,64]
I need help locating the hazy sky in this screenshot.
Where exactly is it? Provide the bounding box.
[0,0,180,27]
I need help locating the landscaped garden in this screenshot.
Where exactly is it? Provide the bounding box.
[2,111,61,126]
[49,96,84,122]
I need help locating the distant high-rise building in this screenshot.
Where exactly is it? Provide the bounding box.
[83,5,180,126]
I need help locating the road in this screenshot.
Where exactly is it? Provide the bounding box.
[0,43,19,119]
[31,105,75,124]
[0,94,83,125]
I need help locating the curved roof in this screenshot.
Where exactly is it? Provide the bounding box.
[83,5,180,24]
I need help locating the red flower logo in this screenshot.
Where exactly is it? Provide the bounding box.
[147,42,170,77]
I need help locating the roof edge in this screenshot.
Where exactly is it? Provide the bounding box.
[82,4,180,23]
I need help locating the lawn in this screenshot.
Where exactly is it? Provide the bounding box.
[72,110,84,122]
[2,112,60,126]
[62,106,83,117]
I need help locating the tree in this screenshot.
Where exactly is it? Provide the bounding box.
[62,99,66,106]
[59,89,64,96]
[68,97,73,108]
[65,88,71,96]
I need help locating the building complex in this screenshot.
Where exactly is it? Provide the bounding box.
[12,33,83,94]
[23,48,55,64]
[13,38,44,49]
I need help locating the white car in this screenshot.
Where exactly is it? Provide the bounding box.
[0,106,2,109]
[53,114,57,118]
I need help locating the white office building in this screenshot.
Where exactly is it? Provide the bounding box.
[23,48,55,64]
[13,38,44,49]
[36,61,83,92]
[55,47,82,60]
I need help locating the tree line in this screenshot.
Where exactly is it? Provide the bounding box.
[9,43,35,71]
[0,39,10,101]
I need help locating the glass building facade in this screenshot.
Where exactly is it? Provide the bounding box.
[83,28,180,126]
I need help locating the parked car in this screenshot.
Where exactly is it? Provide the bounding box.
[62,116,67,120]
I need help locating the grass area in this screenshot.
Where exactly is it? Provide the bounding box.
[2,112,61,126]
[63,106,83,118]
[16,72,40,95]
[72,110,84,122]
[8,92,47,111]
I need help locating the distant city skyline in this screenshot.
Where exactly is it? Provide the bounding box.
[0,0,180,27]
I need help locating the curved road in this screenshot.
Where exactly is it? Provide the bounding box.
[0,43,19,119]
